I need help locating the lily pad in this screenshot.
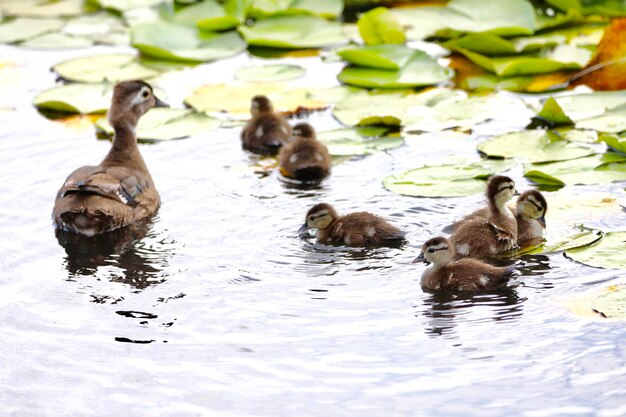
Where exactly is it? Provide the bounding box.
[541,228,604,253]
[238,15,346,49]
[524,153,626,186]
[337,44,415,70]
[87,0,163,13]
[53,54,161,83]
[131,20,246,62]
[477,130,594,163]
[95,108,221,141]
[600,133,626,154]
[590,284,626,318]
[174,0,239,32]
[537,97,573,125]
[287,0,343,19]
[338,51,453,89]
[20,33,93,48]
[383,159,515,197]
[445,32,566,55]
[317,127,403,156]
[0,0,85,18]
[235,64,305,82]
[357,7,405,46]
[566,232,626,270]
[0,17,64,44]
[576,103,626,133]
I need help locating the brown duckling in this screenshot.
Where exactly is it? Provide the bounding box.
[514,190,547,248]
[449,175,518,259]
[279,123,331,182]
[415,237,515,291]
[240,95,291,155]
[53,80,167,236]
[298,203,405,247]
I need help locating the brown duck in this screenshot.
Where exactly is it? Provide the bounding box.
[240,95,291,155]
[279,123,331,181]
[299,203,405,247]
[449,175,518,259]
[53,80,167,236]
[415,237,515,291]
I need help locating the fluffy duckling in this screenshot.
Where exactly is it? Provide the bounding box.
[415,237,515,291]
[449,175,518,259]
[241,95,291,155]
[299,203,405,247]
[53,80,167,236]
[279,123,331,182]
[514,190,547,248]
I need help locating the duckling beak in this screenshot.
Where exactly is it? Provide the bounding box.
[298,223,310,237]
[154,96,169,108]
[514,189,520,196]
[538,214,546,228]
[413,253,426,264]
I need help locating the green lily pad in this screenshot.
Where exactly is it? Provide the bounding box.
[224,0,252,22]
[95,107,221,141]
[87,0,163,13]
[0,17,64,44]
[61,13,129,45]
[537,97,573,125]
[600,133,626,154]
[524,153,626,186]
[576,103,626,133]
[287,0,343,19]
[131,20,246,62]
[248,0,292,18]
[383,159,515,197]
[235,64,305,82]
[317,127,403,156]
[590,284,626,318]
[477,130,594,163]
[548,0,626,16]
[541,228,604,253]
[337,44,415,70]
[566,232,626,270]
[445,32,566,55]
[53,54,161,83]
[357,7,405,46]
[174,0,239,31]
[0,0,85,18]
[238,15,346,49]
[20,33,93,48]
[338,51,453,89]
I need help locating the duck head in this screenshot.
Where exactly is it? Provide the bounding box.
[290,123,316,142]
[487,175,516,210]
[517,190,547,228]
[250,95,273,117]
[108,80,167,128]
[298,203,337,236]
[413,236,454,267]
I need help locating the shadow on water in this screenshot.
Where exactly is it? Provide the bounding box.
[55,220,174,290]
[418,287,526,338]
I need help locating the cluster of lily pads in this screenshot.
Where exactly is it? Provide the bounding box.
[2,0,626,276]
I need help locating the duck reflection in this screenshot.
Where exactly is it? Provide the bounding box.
[419,287,525,338]
[56,221,173,289]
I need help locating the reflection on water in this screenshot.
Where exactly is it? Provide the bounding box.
[55,220,174,289]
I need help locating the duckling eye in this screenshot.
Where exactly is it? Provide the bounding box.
[428,248,435,253]
[142,90,150,98]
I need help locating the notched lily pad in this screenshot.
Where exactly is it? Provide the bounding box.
[357,7,405,46]
[383,159,515,197]
[600,133,626,154]
[53,53,161,83]
[317,127,403,156]
[95,107,221,141]
[566,231,626,270]
[235,64,305,82]
[337,44,415,70]
[524,153,626,186]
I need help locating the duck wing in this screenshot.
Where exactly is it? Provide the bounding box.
[59,165,149,205]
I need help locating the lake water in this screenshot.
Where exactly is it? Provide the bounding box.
[1,44,625,417]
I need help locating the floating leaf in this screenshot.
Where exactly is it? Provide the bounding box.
[566,232,626,270]
[287,0,343,19]
[235,64,305,82]
[20,33,93,48]
[224,0,252,22]
[600,133,626,154]
[0,17,64,44]
[590,284,626,318]
[248,0,292,18]
[383,159,515,197]
[524,153,626,186]
[174,0,239,31]
[0,0,85,18]
[131,20,246,62]
[357,7,405,46]
[317,127,403,156]
[238,15,346,49]
[477,130,594,163]
[95,108,221,141]
[53,54,161,83]
[541,228,604,253]
[576,103,626,133]
[445,32,566,55]
[537,97,573,125]
[337,44,415,70]
[87,0,163,13]
[338,51,453,89]
[185,83,327,117]
[61,13,129,45]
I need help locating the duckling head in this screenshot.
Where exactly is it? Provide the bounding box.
[487,175,516,209]
[290,123,316,142]
[298,203,337,236]
[414,237,454,267]
[250,95,273,117]
[108,80,168,127]
[517,190,547,228]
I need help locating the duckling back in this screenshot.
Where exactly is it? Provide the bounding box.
[241,114,290,155]
[279,136,331,181]
[450,213,517,259]
[319,212,405,246]
[423,258,515,291]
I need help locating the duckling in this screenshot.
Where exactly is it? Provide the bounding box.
[241,95,291,155]
[298,203,405,247]
[279,123,331,181]
[449,175,518,259]
[415,237,515,291]
[514,190,547,248]
[53,80,167,236]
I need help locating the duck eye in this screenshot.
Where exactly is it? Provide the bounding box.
[428,248,435,253]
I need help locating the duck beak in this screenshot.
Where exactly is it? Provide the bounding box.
[514,189,520,196]
[538,214,546,228]
[154,96,169,108]
[298,223,310,237]
[413,253,426,264]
